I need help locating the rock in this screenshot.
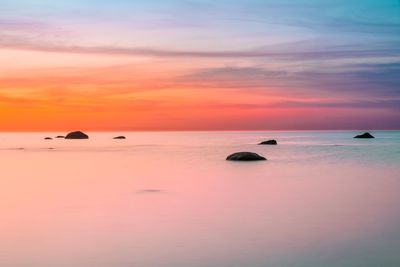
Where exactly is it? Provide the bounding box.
[44,137,53,140]
[137,189,162,194]
[354,132,375,139]
[55,136,65,139]
[113,136,126,139]
[259,139,277,145]
[65,131,89,139]
[226,152,267,161]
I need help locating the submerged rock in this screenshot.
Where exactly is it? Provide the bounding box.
[113,136,126,139]
[65,131,89,139]
[137,189,162,194]
[226,152,267,161]
[354,132,375,139]
[259,139,277,145]
[44,137,53,140]
[55,136,65,139]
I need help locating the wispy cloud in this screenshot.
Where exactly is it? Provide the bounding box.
[1,37,400,60]
[183,63,400,98]
[1,0,399,130]
[0,19,44,31]
[274,99,400,110]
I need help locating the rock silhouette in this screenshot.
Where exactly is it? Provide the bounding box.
[226,152,267,161]
[44,137,53,140]
[55,136,65,139]
[354,132,375,139]
[65,131,89,139]
[259,140,277,145]
[113,136,126,139]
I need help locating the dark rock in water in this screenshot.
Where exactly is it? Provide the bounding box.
[226,152,267,161]
[44,137,53,140]
[354,132,375,139]
[55,136,65,139]
[259,139,277,145]
[65,131,89,139]
[113,136,126,139]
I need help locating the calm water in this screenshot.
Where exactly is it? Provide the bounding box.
[1,131,400,267]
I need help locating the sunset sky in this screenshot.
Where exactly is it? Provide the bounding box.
[1,0,399,131]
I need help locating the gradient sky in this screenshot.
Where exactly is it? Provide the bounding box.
[0,0,399,131]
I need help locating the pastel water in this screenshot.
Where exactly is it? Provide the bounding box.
[1,131,399,267]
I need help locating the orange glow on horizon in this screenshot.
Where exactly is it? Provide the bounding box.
[0,49,397,131]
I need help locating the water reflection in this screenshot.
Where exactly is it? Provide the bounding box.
[0,131,399,267]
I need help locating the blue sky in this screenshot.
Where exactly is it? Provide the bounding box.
[0,0,399,130]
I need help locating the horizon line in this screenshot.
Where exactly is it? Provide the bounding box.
[1,129,399,133]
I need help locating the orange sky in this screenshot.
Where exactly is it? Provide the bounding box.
[1,0,399,131]
[0,48,398,131]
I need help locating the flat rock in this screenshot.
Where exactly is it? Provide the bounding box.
[137,189,162,194]
[354,132,375,139]
[113,136,126,139]
[259,139,277,145]
[226,152,267,161]
[44,137,53,140]
[65,131,89,139]
[55,136,65,139]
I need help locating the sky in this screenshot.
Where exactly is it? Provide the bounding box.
[0,0,399,131]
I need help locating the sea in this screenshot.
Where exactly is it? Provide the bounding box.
[1,131,399,267]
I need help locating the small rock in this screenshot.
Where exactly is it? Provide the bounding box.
[226,152,267,161]
[259,139,277,145]
[44,137,53,140]
[65,131,89,139]
[137,189,162,194]
[55,136,65,139]
[113,136,126,139]
[354,132,375,139]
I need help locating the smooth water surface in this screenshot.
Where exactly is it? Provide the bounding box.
[1,131,400,267]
